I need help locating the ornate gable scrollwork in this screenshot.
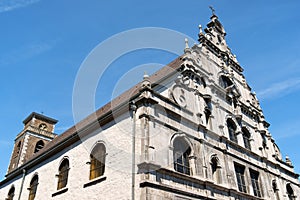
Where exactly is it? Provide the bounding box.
[198,13,244,74]
[226,84,241,102]
[171,83,187,108]
[218,73,241,110]
[170,63,207,107]
[169,62,212,126]
[177,62,207,93]
[219,74,240,96]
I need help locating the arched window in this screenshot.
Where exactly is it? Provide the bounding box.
[57,159,69,190]
[173,137,191,175]
[272,180,280,200]
[203,96,212,125]
[250,169,261,197]
[220,75,233,89]
[211,156,221,184]
[242,127,251,150]
[227,119,237,143]
[7,186,15,200]
[34,140,44,153]
[286,183,295,200]
[28,175,38,200]
[16,141,22,155]
[90,143,106,180]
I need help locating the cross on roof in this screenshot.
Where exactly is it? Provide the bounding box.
[209,6,215,15]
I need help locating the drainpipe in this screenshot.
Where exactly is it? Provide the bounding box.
[18,169,26,200]
[130,102,137,200]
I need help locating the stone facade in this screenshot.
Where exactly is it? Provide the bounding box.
[1,13,299,200]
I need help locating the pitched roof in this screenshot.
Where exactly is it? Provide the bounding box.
[23,112,58,125]
[2,55,184,182]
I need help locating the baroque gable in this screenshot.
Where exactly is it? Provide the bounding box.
[1,10,299,200]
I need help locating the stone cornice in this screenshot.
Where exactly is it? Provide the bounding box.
[198,34,244,74]
[136,93,299,183]
[15,125,57,141]
[138,162,265,200]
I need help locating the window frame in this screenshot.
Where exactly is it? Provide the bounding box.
[211,156,221,184]
[89,143,106,180]
[272,180,280,200]
[57,159,70,190]
[234,163,247,193]
[14,141,22,158]
[34,140,45,153]
[220,75,233,89]
[28,175,38,200]
[286,183,295,200]
[7,186,15,200]
[249,169,262,197]
[173,138,191,175]
[242,127,251,150]
[227,119,237,143]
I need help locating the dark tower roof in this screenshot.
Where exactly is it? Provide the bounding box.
[23,112,58,125]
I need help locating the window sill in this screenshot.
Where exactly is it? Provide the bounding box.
[52,187,68,197]
[83,176,106,188]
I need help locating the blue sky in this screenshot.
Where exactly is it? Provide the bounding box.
[0,0,299,179]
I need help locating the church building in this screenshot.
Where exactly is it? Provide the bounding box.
[1,12,299,200]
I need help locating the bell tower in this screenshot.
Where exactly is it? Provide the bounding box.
[7,112,58,174]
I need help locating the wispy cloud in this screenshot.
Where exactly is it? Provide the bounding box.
[257,78,300,100]
[0,140,12,147]
[0,40,57,65]
[0,0,41,13]
[271,119,300,140]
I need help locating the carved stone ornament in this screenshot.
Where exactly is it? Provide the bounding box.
[171,84,187,108]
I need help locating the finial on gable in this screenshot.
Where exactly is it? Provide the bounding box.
[184,38,192,54]
[141,71,151,89]
[198,25,203,34]
[185,38,189,49]
[143,71,149,79]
